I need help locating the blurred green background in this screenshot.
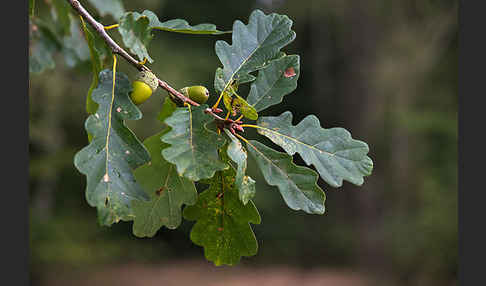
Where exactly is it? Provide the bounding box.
[29,0,457,285]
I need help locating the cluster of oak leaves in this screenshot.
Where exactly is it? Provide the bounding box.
[70,9,373,266]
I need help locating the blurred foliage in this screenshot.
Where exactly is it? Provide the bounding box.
[29,0,457,285]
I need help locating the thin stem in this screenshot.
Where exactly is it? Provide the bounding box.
[104,24,119,30]
[236,115,244,122]
[66,1,193,104]
[65,0,226,122]
[67,0,142,69]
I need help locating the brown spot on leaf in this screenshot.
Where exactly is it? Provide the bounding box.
[217,227,223,232]
[284,67,296,78]
[155,187,165,196]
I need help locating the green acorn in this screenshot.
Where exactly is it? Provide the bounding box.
[130,70,158,105]
[180,85,210,104]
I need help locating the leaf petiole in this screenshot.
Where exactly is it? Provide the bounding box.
[233,132,250,145]
[212,79,236,110]
[212,90,225,110]
[240,124,260,129]
[104,23,119,30]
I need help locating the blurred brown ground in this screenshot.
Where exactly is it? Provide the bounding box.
[41,261,375,286]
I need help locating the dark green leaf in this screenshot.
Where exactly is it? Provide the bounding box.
[213,67,226,93]
[157,96,177,123]
[215,10,296,95]
[247,55,300,112]
[74,70,150,226]
[257,112,373,187]
[80,17,102,115]
[92,26,113,66]
[183,167,261,266]
[142,10,230,35]
[247,140,325,214]
[214,67,255,94]
[62,16,90,67]
[118,10,229,63]
[29,19,61,74]
[161,105,228,181]
[86,0,125,20]
[51,0,71,36]
[132,129,197,237]
[118,12,153,63]
[224,130,256,205]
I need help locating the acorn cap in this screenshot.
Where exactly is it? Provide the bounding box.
[135,70,158,92]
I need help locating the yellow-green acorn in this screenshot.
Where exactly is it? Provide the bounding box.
[180,86,210,104]
[130,70,158,105]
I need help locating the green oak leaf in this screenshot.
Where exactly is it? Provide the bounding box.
[214,67,226,94]
[246,140,326,214]
[215,9,296,95]
[80,17,102,116]
[118,12,153,63]
[247,55,300,112]
[62,15,90,67]
[29,19,61,74]
[132,128,197,237]
[157,96,177,123]
[74,69,150,226]
[86,0,125,20]
[51,0,71,36]
[93,26,114,67]
[183,166,261,266]
[257,112,373,187]
[161,104,228,181]
[142,10,230,35]
[214,67,255,94]
[119,10,229,63]
[224,130,256,205]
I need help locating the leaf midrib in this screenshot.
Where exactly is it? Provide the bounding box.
[104,70,117,208]
[246,140,317,207]
[220,16,284,97]
[143,165,172,233]
[257,125,335,157]
[249,59,289,109]
[259,124,370,163]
